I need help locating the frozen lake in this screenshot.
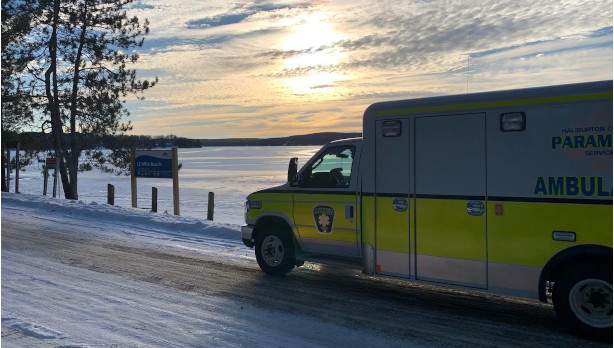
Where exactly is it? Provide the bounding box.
[9,146,320,224]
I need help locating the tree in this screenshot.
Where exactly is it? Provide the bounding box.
[2,0,155,198]
[36,0,155,199]
[1,0,43,191]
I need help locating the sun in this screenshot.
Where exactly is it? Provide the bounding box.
[281,13,344,52]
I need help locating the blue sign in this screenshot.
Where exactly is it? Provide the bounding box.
[135,150,173,178]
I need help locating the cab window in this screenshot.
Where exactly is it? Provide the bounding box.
[299,146,355,188]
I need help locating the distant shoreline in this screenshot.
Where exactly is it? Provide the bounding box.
[4,131,361,150]
[198,132,361,147]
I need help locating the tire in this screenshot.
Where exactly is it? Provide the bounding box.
[254,227,295,275]
[552,263,612,340]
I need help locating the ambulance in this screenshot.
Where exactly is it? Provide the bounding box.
[242,80,613,337]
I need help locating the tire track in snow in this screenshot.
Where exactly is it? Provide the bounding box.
[2,217,610,347]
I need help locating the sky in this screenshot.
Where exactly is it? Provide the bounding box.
[124,0,613,139]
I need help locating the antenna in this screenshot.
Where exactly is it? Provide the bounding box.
[466,31,471,94]
[466,54,469,93]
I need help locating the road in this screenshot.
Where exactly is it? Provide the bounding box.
[1,217,609,347]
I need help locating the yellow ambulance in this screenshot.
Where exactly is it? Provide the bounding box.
[242,80,613,338]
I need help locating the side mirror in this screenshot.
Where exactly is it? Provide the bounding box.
[287,157,298,184]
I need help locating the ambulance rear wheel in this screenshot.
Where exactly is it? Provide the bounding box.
[255,228,295,275]
[552,263,612,340]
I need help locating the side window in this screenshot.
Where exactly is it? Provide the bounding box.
[300,146,355,188]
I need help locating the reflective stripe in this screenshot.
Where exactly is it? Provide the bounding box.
[416,254,486,288]
[295,224,359,232]
[487,201,612,267]
[300,238,359,258]
[375,196,410,253]
[247,192,294,222]
[376,250,409,277]
[377,92,613,116]
[295,200,356,204]
[416,198,486,261]
[488,262,541,299]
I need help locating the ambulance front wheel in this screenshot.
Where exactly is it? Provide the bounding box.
[255,228,295,275]
[552,263,612,340]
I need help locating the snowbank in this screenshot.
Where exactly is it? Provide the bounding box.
[1,193,241,240]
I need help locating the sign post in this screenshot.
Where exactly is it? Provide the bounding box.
[131,149,137,208]
[172,147,179,215]
[15,142,20,193]
[132,148,179,215]
[43,167,49,195]
[6,148,10,191]
[45,156,59,198]
[44,157,56,196]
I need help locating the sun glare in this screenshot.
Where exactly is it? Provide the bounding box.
[281,13,344,51]
[279,13,348,97]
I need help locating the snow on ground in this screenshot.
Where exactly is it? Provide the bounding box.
[3,251,406,347]
[1,193,415,347]
[1,190,253,264]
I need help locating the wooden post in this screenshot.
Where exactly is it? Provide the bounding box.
[43,167,49,195]
[172,147,179,215]
[131,149,137,208]
[1,146,6,192]
[107,184,115,205]
[14,142,20,193]
[207,191,214,221]
[6,147,10,191]
[152,187,158,212]
[52,160,58,198]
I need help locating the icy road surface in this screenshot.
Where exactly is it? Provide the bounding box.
[1,194,608,347]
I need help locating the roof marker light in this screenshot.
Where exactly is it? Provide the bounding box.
[500,112,526,132]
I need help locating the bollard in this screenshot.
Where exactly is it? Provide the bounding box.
[107,184,115,205]
[6,148,10,191]
[207,191,214,221]
[15,142,20,193]
[152,187,158,212]
[52,166,57,198]
[43,167,49,195]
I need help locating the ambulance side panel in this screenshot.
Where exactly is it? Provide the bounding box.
[486,100,613,298]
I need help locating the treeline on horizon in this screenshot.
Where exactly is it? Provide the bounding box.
[2,131,362,150]
[1,132,201,151]
[199,132,362,146]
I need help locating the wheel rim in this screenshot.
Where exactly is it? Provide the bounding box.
[261,235,285,267]
[569,278,612,328]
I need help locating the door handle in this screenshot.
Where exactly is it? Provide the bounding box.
[466,200,485,216]
[393,197,408,212]
[345,205,354,219]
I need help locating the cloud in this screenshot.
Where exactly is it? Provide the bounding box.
[125,0,613,138]
[185,2,312,29]
[129,2,155,10]
[186,14,252,29]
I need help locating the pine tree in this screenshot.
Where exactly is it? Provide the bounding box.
[1,0,43,191]
[2,0,156,199]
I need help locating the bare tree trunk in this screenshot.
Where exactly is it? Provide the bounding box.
[44,0,76,200]
[65,1,88,200]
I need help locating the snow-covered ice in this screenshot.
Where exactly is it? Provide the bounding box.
[7,146,320,224]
